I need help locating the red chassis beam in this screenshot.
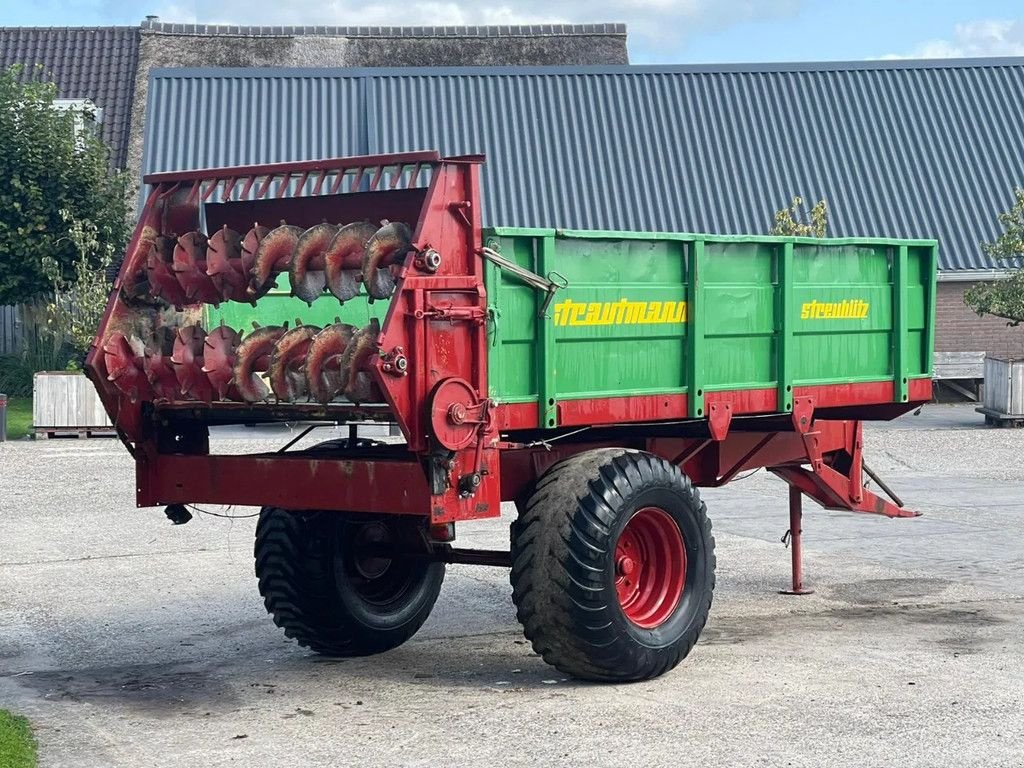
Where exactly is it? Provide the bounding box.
[137,450,440,517]
[140,414,913,523]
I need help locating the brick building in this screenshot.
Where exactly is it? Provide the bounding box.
[0,18,629,175]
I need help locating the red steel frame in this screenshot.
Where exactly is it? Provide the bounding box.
[87,153,930,593]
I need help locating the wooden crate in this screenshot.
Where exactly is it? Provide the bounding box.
[32,372,114,438]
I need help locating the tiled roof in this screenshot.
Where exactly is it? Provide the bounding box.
[0,26,140,168]
[139,20,627,38]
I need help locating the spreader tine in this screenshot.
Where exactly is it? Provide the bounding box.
[304,322,356,404]
[143,326,180,400]
[268,324,321,402]
[172,231,222,305]
[206,225,248,303]
[363,222,412,300]
[201,324,242,400]
[170,324,214,401]
[145,235,189,308]
[289,223,337,305]
[325,221,376,301]
[241,223,269,274]
[101,333,153,402]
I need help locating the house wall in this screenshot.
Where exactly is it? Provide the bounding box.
[936,281,1024,358]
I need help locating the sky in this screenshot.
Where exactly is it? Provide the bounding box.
[1,0,1023,64]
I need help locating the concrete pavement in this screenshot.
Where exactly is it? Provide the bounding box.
[0,405,1022,767]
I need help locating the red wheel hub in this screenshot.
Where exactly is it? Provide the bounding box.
[615,506,686,629]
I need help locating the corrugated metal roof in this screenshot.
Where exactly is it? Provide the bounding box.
[0,26,140,168]
[144,59,1024,271]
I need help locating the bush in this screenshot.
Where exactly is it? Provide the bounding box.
[0,310,71,396]
[0,354,33,397]
[0,64,129,305]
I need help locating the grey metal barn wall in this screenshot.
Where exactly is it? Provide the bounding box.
[144,60,1024,272]
[143,74,366,173]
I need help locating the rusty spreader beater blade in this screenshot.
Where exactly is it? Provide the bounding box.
[170,324,214,401]
[339,318,382,404]
[202,324,243,400]
[290,223,338,306]
[250,224,301,301]
[363,222,412,300]
[268,322,321,402]
[304,320,356,404]
[232,323,289,403]
[325,221,376,302]
[205,226,249,304]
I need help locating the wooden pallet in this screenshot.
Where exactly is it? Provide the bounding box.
[35,427,117,439]
[976,407,1024,428]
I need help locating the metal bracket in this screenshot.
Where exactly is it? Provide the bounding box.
[448,200,473,229]
[791,396,815,434]
[707,402,732,441]
[414,304,487,324]
[479,246,568,318]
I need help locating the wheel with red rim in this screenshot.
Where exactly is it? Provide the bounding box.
[615,506,687,628]
[510,448,715,682]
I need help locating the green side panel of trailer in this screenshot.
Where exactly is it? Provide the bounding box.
[484,228,938,428]
[203,290,388,333]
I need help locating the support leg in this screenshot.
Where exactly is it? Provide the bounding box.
[780,484,814,595]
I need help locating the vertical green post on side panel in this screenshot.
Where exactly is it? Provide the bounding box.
[537,235,558,428]
[483,236,501,394]
[777,242,795,412]
[893,244,909,402]
[686,239,706,418]
[925,244,939,377]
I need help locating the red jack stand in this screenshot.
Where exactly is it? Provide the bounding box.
[780,485,814,595]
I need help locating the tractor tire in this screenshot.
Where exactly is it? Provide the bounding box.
[255,507,444,656]
[510,448,715,682]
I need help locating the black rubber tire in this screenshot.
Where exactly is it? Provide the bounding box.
[306,436,387,452]
[510,448,715,682]
[255,507,445,656]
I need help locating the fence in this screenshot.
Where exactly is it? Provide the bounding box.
[0,304,20,355]
[0,303,61,361]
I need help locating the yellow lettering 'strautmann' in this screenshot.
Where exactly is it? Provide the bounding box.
[552,298,688,327]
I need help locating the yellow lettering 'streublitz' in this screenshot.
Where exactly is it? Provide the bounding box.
[799,299,870,320]
[553,298,688,327]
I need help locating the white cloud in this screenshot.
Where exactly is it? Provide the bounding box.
[151,0,802,55]
[883,19,1024,59]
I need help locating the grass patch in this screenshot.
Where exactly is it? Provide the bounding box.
[0,710,37,768]
[4,397,32,440]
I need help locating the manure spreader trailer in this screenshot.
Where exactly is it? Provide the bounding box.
[86,151,937,681]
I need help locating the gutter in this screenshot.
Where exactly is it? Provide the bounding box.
[939,269,1014,282]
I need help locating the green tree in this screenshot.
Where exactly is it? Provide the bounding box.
[964,188,1024,326]
[0,64,129,305]
[770,195,829,237]
[41,212,121,363]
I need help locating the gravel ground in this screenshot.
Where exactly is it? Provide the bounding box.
[1,405,1022,767]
